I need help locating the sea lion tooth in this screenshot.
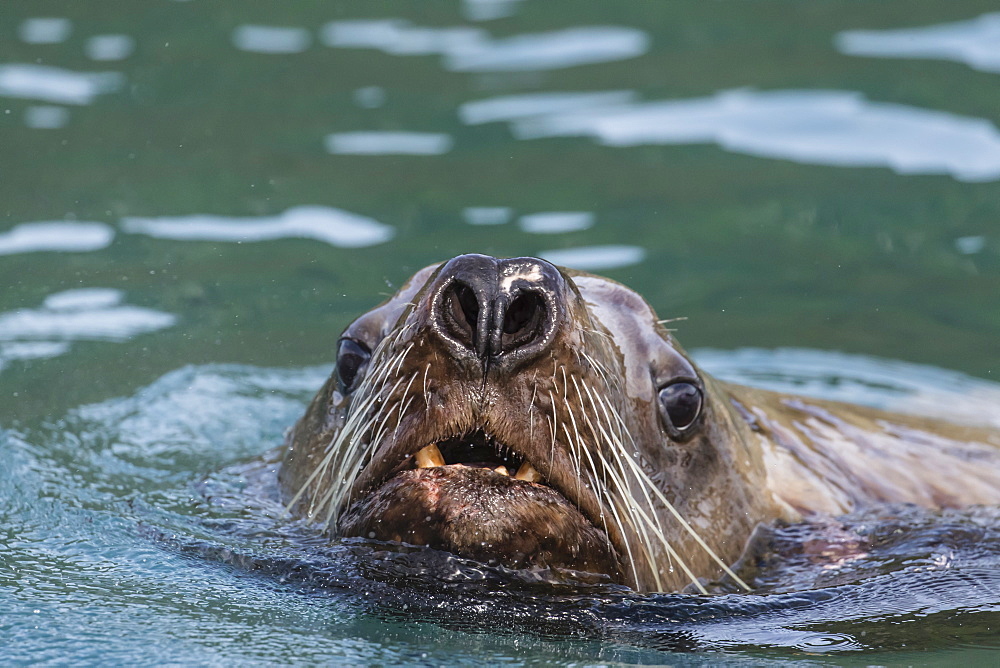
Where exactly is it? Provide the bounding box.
[515,462,543,483]
[494,465,509,476]
[415,443,445,468]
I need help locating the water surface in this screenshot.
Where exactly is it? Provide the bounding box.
[2,1,999,664]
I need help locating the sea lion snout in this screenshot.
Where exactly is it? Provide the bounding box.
[430,254,565,370]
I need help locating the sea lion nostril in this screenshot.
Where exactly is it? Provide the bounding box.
[442,281,481,351]
[503,292,542,336]
[498,292,547,355]
[454,283,480,331]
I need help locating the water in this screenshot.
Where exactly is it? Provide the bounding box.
[2,1,999,664]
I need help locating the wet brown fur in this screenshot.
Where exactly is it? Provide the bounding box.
[279,260,1000,592]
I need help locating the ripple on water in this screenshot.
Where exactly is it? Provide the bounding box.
[121,205,395,248]
[0,64,124,105]
[18,18,72,45]
[0,288,175,374]
[472,88,1000,182]
[837,12,1000,74]
[2,360,999,659]
[320,20,649,72]
[539,244,646,271]
[0,221,114,255]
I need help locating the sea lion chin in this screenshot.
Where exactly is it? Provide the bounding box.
[278,254,1000,593]
[337,465,618,576]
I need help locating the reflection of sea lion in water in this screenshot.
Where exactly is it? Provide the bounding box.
[279,254,1000,593]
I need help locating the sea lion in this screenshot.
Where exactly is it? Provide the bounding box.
[279,254,1000,593]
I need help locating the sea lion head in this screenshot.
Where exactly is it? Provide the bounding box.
[280,254,773,592]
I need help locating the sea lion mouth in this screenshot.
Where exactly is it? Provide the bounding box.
[406,429,541,481]
[337,429,620,576]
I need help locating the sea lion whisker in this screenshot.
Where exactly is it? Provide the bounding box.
[286,398,379,516]
[422,363,431,417]
[581,382,666,536]
[563,405,641,584]
[561,422,583,501]
[579,384,683,591]
[330,392,417,527]
[305,419,376,521]
[581,326,613,342]
[288,364,411,520]
[528,373,538,448]
[547,392,558,475]
[609,430,751,591]
[595,481,644,588]
[318,410,385,520]
[387,343,415,382]
[614,491,705,593]
[572,412,657,589]
[570,375,612,493]
[588,393,749,589]
[579,381,710,590]
[567,370,676,590]
[579,351,615,392]
[336,386,413,502]
[563,389,588,500]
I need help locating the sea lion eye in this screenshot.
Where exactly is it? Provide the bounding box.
[336,338,370,394]
[658,381,703,436]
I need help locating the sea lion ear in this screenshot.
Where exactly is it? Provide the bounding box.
[657,379,704,441]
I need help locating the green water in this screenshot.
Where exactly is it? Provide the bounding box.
[2,1,999,664]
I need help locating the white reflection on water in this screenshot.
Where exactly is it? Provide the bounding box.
[0,287,176,373]
[324,132,453,155]
[955,235,986,255]
[491,88,1000,182]
[122,205,394,248]
[24,105,70,129]
[43,288,124,311]
[447,26,649,72]
[539,245,645,271]
[519,211,594,234]
[0,221,114,255]
[693,347,1000,430]
[85,34,136,62]
[0,341,70,373]
[462,207,512,225]
[321,20,648,72]
[232,25,311,54]
[320,19,485,55]
[837,13,1000,74]
[18,18,72,44]
[0,64,124,105]
[459,90,636,125]
[353,86,386,109]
